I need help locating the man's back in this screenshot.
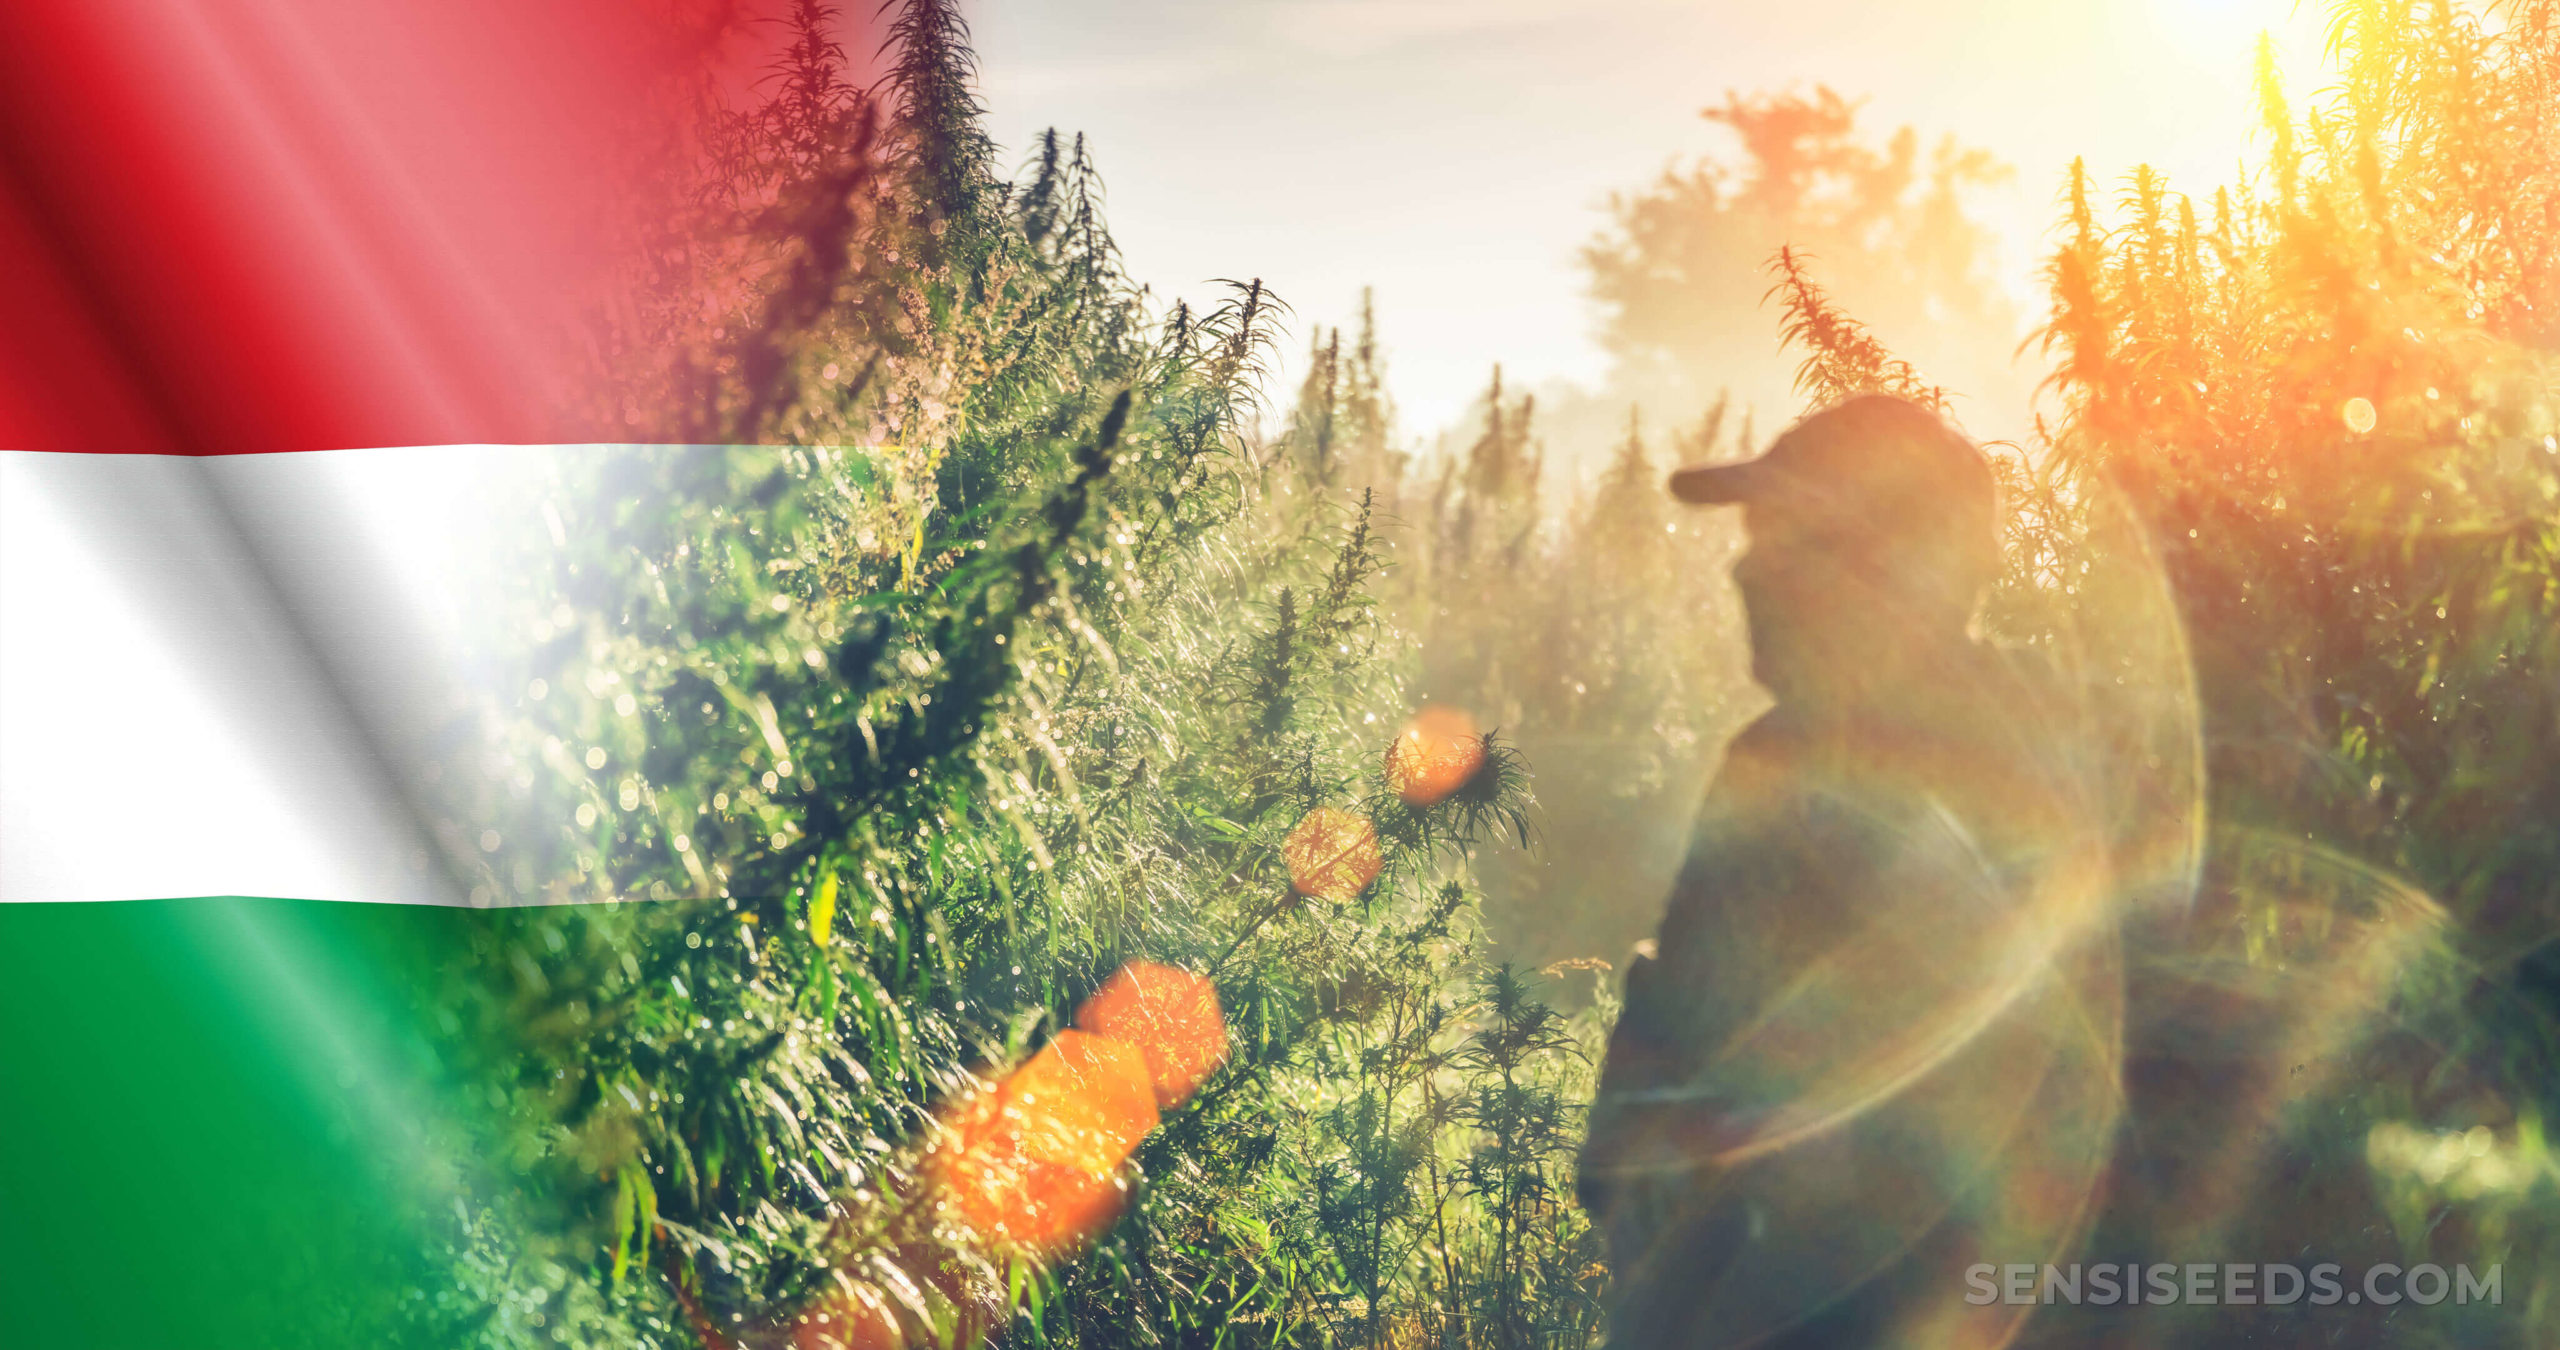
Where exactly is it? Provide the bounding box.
[1585,397,2125,1349]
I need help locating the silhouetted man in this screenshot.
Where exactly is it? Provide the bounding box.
[1580,395,2118,1349]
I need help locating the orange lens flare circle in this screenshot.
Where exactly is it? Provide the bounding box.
[1074,961,1228,1110]
[802,964,1226,1345]
[930,1029,1158,1257]
[1283,806,1383,902]
[923,962,1226,1266]
[1384,704,1487,806]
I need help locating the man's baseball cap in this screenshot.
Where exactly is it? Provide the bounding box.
[1667,394,1996,534]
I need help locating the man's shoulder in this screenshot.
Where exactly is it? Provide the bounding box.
[1711,711,1817,790]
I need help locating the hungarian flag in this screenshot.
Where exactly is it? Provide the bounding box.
[0,3,832,1342]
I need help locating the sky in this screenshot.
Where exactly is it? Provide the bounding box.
[971,0,2335,443]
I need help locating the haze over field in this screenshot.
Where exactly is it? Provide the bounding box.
[976,0,2331,447]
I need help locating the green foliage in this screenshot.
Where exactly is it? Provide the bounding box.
[2026,0,2560,976]
[1764,244,1948,413]
[1448,966,1602,1350]
[1376,366,1752,981]
[1282,290,1399,493]
[417,7,1602,1349]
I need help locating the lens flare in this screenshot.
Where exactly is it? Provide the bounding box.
[929,1029,1158,1256]
[1283,806,1382,901]
[1073,961,1227,1110]
[779,965,1229,1350]
[1385,704,1487,806]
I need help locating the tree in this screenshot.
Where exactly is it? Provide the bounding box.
[1581,86,2016,439]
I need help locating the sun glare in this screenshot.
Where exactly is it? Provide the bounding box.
[2154,0,2314,63]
